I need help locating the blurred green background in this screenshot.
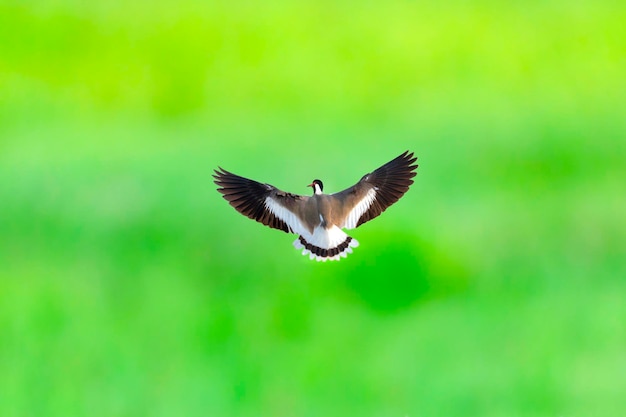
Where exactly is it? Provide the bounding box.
[1,1,625,416]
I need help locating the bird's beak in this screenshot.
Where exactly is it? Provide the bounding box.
[307,183,314,188]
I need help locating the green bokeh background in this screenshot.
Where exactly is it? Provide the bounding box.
[1,1,625,416]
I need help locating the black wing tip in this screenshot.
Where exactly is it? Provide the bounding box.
[213,167,256,189]
[399,150,418,165]
[213,166,231,177]
[384,150,418,174]
[213,166,228,182]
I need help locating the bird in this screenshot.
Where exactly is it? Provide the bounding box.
[213,150,418,262]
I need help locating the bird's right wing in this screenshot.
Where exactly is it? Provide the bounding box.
[213,168,309,235]
[332,151,418,229]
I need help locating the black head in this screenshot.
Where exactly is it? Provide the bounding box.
[308,179,324,195]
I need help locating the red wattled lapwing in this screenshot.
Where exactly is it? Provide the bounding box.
[213,151,418,262]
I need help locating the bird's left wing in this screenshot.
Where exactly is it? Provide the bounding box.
[213,168,308,234]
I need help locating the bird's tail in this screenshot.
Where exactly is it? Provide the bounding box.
[293,226,359,262]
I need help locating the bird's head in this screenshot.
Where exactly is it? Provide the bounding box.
[308,179,324,195]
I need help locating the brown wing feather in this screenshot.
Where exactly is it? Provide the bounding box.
[213,168,306,233]
[333,151,418,228]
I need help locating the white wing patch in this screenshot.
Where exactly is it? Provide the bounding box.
[341,188,377,229]
[264,196,310,238]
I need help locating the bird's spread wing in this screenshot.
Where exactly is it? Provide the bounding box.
[213,168,309,235]
[332,151,418,229]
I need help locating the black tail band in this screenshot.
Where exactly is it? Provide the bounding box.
[298,236,352,258]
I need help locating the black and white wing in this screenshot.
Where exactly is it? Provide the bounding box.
[213,168,308,234]
[332,151,418,229]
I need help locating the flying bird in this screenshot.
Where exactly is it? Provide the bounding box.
[213,151,418,261]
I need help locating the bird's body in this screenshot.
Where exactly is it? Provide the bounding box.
[214,151,418,261]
